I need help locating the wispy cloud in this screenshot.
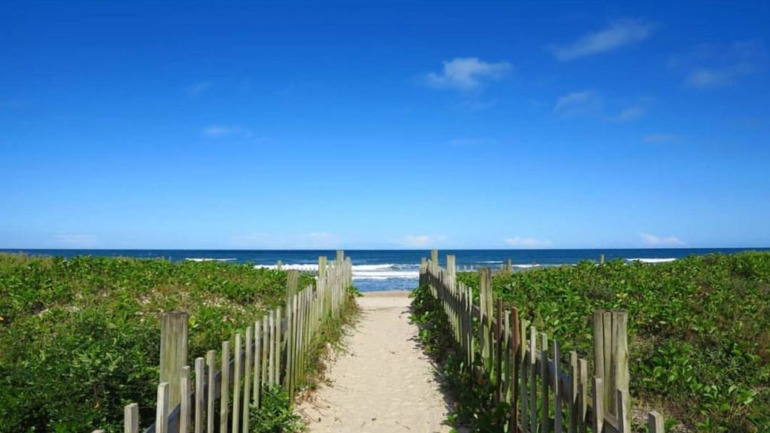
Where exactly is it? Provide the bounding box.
[554,90,601,117]
[202,125,254,139]
[186,81,212,96]
[643,133,680,143]
[400,234,448,248]
[552,19,654,61]
[686,65,754,88]
[615,106,646,122]
[426,57,511,91]
[52,233,98,248]
[673,41,764,88]
[640,233,684,247]
[504,236,552,248]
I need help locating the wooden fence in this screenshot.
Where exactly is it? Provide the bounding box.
[94,251,353,433]
[421,251,666,433]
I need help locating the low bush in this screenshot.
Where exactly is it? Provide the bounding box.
[0,254,313,433]
[456,252,770,432]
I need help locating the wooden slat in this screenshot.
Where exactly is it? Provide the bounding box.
[268,311,275,386]
[232,333,242,433]
[495,298,504,404]
[124,403,139,433]
[179,366,190,433]
[578,359,588,433]
[554,340,563,433]
[541,333,549,433]
[593,377,603,433]
[194,357,204,433]
[568,352,578,433]
[647,411,664,433]
[156,382,169,433]
[206,351,215,433]
[613,311,630,430]
[243,326,252,433]
[220,341,230,433]
[529,326,537,432]
[254,320,262,407]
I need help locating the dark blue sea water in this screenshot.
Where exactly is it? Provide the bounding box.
[1,248,767,292]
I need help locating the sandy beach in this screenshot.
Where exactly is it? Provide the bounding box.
[298,291,454,433]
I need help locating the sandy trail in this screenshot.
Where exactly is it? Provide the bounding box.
[298,291,453,433]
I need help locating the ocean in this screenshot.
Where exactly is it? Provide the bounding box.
[1,248,767,292]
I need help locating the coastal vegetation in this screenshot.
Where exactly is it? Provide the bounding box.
[0,253,316,433]
[440,251,769,432]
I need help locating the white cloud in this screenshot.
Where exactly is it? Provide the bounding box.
[504,236,552,248]
[686,64,753,88]
[640,233,684,247]
[674,41,763,88]
[554,90,600,116]
[400,234,448,248]
[426,57,511,91]
[552,20,654,61]
[643,133,679,143]
[52,234,98,248]
[615,106,646,122]
[186,81,212,95]
[202,125,254,139]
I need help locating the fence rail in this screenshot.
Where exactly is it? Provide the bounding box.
[421,252,665,433]
[94,251,353,433]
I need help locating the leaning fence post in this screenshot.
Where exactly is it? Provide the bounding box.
[431,249,438,265]
[160,311,189,409]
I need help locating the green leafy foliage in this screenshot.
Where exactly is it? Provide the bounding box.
[411,285,509,432]
[457,252,770,432]
[0,254,313,433]
[249,386,305,433]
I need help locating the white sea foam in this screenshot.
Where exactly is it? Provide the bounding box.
[512,264,540,269]
[352,270,419,280]
[186,258,236,262]
[353,264,397,271]
[254,263,419,280]
[626,258,676,264]
[255,264,319,272]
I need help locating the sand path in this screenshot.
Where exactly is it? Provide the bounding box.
[298,291,453,433]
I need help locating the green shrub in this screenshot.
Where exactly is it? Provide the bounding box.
[249,386,304,433]
[0,254,313,433]
[456,252,770,432]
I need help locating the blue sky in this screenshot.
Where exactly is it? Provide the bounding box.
[1,0,769,249]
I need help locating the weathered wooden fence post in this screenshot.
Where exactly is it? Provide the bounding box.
[479,268,493,369]
[160,311,188,409]
[431,249,438,266]
[593,310,630,430]
[286,269,299,300]
[124,403,139,433]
